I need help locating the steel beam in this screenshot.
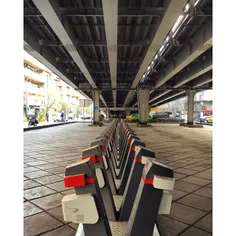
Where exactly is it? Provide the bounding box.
[173,62,212,88]
[65,68,137,74]
[192,73,212,88]
[107,107,138,111]
[152,91,186,106]
[99,95,108,108]
[38,39,149,47]
[56,57,74,63]
[32,0,107,106]
[61,7,164,17]
[149,91,171,104]
[154,18,212,89]
[66,69,137,74]
[149,55,212,104]
[151,85,212,107]
[153,93,187,107]
[56,57,142,64]
[123,0,188,107]
[29,23,158,28]
[25,7,164,17]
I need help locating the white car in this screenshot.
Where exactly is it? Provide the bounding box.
[54,113,68,122]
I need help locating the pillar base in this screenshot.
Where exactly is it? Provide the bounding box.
[89,122,103,127]
[179,122,204,128]
[137,122,152,127]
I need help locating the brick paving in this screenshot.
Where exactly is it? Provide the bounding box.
[24,123,106,236]
[130,123,212,236]
[24,122,212,236]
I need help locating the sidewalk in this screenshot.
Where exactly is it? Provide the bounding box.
[23,119,94,130]
[23,120,78,131]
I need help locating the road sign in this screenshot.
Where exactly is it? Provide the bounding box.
[94,105,99,111]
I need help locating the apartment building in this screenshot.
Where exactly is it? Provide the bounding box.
[23,51,89,117]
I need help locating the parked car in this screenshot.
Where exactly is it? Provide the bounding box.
[126,115,132,120]
[129,114,153,121]
[54,113,68,122]
[152,112,170,119]
[67,113,75,120]
[207,116,213,123]
[199,116,212,123]
[81,115,92,120]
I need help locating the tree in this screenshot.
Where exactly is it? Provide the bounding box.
[167,97,187,115]
[42,89,57,113]
[57,98,69,112]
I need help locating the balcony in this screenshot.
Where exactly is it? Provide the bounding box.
[26,85,44,96]
[71,90,79,97]
[24,68,46,84]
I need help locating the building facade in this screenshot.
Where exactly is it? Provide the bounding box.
[23,51,91,120]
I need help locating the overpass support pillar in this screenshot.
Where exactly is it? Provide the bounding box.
[137,89,150,126]
[187,90,196,125]
[106,108,110,120]
[180,90,203,128]
[93,89,100,124]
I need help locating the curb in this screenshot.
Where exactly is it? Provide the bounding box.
[23,121,77,132]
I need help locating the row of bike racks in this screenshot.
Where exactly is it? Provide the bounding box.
[61,119,175,236]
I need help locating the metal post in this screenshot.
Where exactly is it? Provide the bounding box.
[93,89,100,124]
[187,90,196,125]
[137,89,150,125]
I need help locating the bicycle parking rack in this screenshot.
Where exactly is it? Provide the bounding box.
[61,119,175,236]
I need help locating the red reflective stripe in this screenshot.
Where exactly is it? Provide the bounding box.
[135,158,142,162]
[127,141,132,145]
[142,175,153,185]
[130,147,135,151]
[64,174,85,187]
[64,174,96,188]
[82,155,102,163]
[82,155,96,163]
[86,176,96,184]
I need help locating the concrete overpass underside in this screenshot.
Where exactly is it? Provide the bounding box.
[24,0,212,121]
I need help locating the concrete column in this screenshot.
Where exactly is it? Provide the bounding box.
[93,89,100,124]
[137,89,150,124]
[187,90,196,125]
[106,108,110,119]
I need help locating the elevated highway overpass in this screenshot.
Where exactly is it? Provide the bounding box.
[24,0,212,124]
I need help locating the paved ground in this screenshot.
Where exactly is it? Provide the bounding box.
[24,122,212,236]
[130,123,212,236]
[24,123,106,236]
